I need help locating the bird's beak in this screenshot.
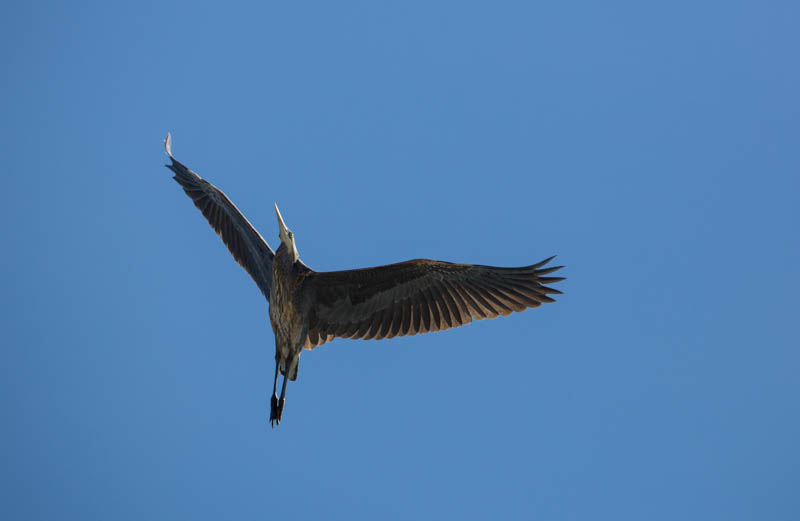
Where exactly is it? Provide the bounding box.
[274,203,287,235]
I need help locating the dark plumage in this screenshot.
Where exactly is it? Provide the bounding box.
[164,134,565,426]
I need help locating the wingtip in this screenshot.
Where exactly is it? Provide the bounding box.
[532,255,557,269]
[164,132,173,158]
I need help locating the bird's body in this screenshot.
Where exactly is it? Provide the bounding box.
[164,134,565,426]
[269,242,308,381]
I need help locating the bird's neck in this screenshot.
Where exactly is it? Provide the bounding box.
[278,242,300,266]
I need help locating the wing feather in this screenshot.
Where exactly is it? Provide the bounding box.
[409,300,421,336]
[164,134,274,298]
[303,257,564,348]
[435,283,454,328]
[442,280,472,325]
[418,290,432,333]
[344,321,360,339]
[425,287,442,332]
[451,282,485,320]
[462,280,501,318]
[388,304,404,338]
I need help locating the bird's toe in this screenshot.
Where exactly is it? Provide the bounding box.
[276,397,286,423]
[269,394,280,427]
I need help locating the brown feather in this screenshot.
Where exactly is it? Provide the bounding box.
[418,291,432,332]
[409,301,421,336]
[389,304,404,338]
[462,281,501,318]
[400,301,412,336]
[303,258,563,345]
[438,282,461,326]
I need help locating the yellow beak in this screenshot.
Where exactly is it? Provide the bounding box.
[274,203,288,236]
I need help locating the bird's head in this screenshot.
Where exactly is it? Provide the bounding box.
[274,203,299,261]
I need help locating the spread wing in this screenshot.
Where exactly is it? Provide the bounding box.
[164,134,274,298]
[303,257,564,348]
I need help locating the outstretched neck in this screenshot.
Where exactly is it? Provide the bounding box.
[277,241,300,266]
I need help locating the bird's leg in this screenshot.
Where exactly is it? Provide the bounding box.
[276,366,289,423]
[276,352,299,423]
[269,359,280,427]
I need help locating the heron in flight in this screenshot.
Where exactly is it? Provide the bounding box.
[164,134,565,426]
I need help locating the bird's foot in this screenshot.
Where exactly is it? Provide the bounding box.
[269,393,280,427]
[277,397,285,424]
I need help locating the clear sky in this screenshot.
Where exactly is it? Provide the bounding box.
[2,1,798,519]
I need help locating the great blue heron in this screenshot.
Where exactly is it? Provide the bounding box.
[164,134,565,426]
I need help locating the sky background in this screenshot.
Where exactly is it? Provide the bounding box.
[2,1,798,519]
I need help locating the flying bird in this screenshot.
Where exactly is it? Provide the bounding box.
[163,134,565,426]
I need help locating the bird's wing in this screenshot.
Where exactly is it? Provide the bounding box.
[164,134,275,299]
[302,257,564,348]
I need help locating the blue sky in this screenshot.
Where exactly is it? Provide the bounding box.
[2,1,798,519]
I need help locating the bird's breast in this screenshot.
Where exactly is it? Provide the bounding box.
[269,266,305,359]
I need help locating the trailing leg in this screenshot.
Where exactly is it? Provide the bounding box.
[275,353,298,424]
[269,359,280,427]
